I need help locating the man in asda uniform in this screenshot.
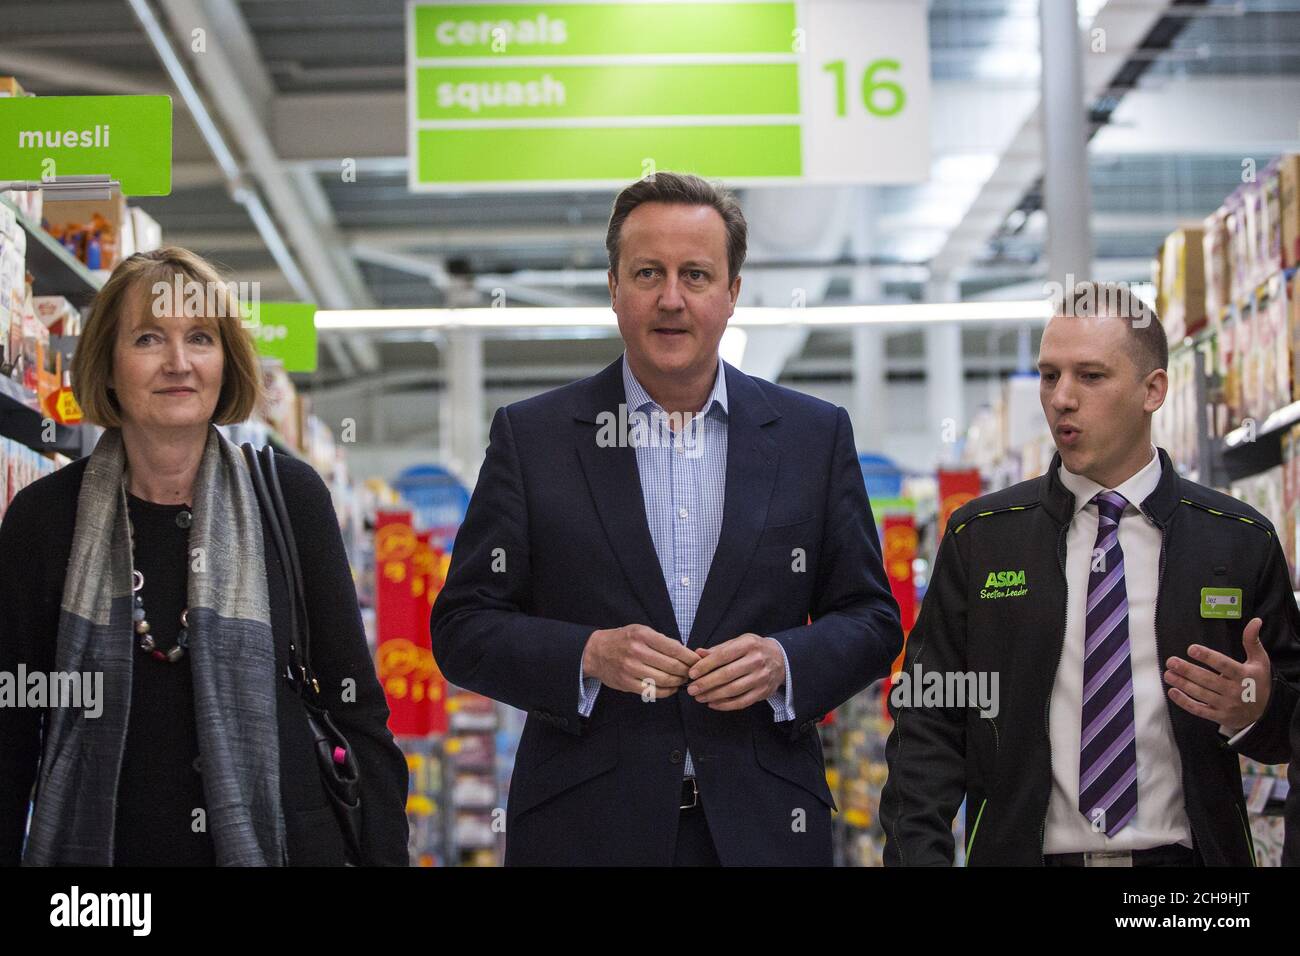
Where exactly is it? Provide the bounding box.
[882,281,1300,867]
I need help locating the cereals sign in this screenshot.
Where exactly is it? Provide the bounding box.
[406,0,929,190]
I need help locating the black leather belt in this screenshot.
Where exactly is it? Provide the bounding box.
[680,777,699,811]
[1044,843,1196,867]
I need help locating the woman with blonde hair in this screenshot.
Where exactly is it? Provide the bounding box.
[0,247,408,865]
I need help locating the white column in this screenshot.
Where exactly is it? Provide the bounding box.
[849,187,886,452]
[851,326,887,453]
[925,277,964,466]
[445,329,485,488]
[1039,0,1094,287]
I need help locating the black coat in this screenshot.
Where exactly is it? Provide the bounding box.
[0,452,410,866]
[881,448,1300,866]
[430,358,903,865]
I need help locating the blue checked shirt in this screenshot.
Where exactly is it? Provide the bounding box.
[579,355,795,778]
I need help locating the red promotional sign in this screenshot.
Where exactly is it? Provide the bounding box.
[937,468,981,539]
[374,512,447,735]
[414,532,450,734]
[881,513,918,718]
[883,513,917,658]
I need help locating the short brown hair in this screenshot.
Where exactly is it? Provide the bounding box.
[1052,280,1168,376]
[73,247,263,428]
[606,172,748,282]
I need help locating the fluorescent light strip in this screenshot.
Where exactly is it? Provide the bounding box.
[315,301,1054,331]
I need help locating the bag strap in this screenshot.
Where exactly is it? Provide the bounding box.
[241,442,317,698]
[259,445,318,692]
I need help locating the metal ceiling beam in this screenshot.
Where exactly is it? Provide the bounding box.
[0,50,169,97]
[125,0,313,303]
[302,350,1036,403]
[322,335,357,379]
[284,165,380,371]
[351,246,451,290]
[155,0,369,317]
[1093,76,1300,155]
[164,224,608,254]
[270,92,406,159]
[471,281,606,308]
[930,0,1176,276]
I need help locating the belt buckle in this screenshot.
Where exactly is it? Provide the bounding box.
[1083,850,1133,867]
[679,777,698,810]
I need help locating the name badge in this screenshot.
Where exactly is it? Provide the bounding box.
[1200,587,1243,619]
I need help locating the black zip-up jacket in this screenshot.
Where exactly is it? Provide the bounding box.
[881,448,1300,866]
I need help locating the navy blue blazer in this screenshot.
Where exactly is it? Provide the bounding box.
[429,357,902,865]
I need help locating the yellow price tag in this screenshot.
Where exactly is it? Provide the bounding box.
[55,389,84,424]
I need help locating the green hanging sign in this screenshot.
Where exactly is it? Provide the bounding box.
[406,0,931,190]
[245,302,318,373]
[0,95,173,196]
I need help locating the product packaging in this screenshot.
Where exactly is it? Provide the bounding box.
[17,279,46,392]
[1245,181,1270,292]
[1203,208,1231,332]
[41,186,131,274]
[1291,272,1300,403]
[0,210,26,374]
[128,207,162,255]
[1226,197,1251,307]
[32,296,81,337]
[1156,226,1207,343]
[1278,153,1300,271]
[1263,161,1284,279]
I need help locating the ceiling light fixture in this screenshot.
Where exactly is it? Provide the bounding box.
[314,300,1054,331]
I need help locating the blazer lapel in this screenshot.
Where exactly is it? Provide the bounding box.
[572,358,681,639]
[688,363,780,649]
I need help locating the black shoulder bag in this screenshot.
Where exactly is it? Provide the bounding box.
[242,442,364,865]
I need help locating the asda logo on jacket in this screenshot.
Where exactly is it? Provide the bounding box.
[980,570,1028,599]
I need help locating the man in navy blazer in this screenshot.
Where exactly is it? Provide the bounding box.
[430,172,902,866]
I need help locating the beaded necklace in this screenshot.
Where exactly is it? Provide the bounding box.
[124,478,194,663]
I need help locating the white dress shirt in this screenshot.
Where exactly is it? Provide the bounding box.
[1043,447,1194,853]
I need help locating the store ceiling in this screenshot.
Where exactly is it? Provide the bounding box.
[2,0,1299,395]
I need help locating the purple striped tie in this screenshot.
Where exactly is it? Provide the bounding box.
[1079,490,1138,836]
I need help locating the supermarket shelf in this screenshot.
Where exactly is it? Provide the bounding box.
[1219,399,1300,482]
[0,196,99,458]
[0,375,83,455]
[1224,400,1300,449]
[0,194,103,305]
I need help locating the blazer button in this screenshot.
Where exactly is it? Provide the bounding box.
[670,750,683,764]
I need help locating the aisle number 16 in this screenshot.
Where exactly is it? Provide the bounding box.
[822,58,906,118]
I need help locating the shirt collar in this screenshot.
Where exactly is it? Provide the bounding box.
[621,353,729,419]
[1057,445,1162,517]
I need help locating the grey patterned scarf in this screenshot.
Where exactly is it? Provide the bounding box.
[24,425,286,866]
